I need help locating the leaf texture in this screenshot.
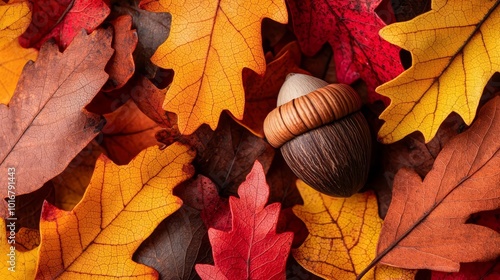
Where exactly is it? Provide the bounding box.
[287,0,403,102]
[142,0,288,134]
[35,143,195,279]
[293,181,416,280]
[373,96,500,272]
[0,0,37,104]
[0,219,38,279]
[377,0,500,143]
[0,29,113,201]
[195,161,293,280]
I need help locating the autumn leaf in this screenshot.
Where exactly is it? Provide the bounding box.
[103,15,138,92]
[364,97,500,274]
[239,41,309,137]
[376,0,500,143]
[195,161,293,279]
[113,0,172,78]
[102,99,162,165]
[0,219,38,279]
[0,0,37,104]
[142,0,288,134]
[179,112,274,197]
[287,0,403,102]
[134,205,212,280]
[293,180,416,280]
[0,29,113,205]
[20,0,110,49]
[35,143,195,279]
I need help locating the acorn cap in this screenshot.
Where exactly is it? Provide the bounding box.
[264,74,362,148]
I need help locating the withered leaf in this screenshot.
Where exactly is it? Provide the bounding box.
[0,29,113,210]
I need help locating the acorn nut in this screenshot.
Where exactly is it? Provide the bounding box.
[263,73,372,197]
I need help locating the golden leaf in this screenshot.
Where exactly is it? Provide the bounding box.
[0,219,38,279]
[377,0,500,143]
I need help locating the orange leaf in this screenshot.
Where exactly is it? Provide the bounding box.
[0,0,37,104]
[142,0,288,134]
[239,41,309,137]
[293,181,416,280]
[368,96,500,273]
[35,143,195,278]
[0,29,113,208]
[376,0,500,143]
[102,99,162,165]
[103,15,138,92]
[0,219,38,278]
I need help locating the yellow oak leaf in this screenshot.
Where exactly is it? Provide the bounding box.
[376,0,500,143]
[142,0,288,134]
[35,143,195,279]
[293,180,416,280]
[0,219,38,279]
[0,0,37,104]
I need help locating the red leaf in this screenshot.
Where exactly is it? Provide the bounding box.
[287,0,404,102]
[195,161,293,280]
[20,0,110,49]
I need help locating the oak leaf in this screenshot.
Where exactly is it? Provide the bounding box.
[134,205,212,280]
[102,99,162,165]
[377,0,500,143]
[293,181,416,280]
[103,15,138,92]
[35,143,195,279]
[0,29,113,205]
[142,0,288,134]
[20,0,110,49]
[0,219,38,279]
[195,161,293,280]
[368,97,500,273]
[239,41,309,137]
[179,112,274,197]
[0,0,37,104]
[287,0,403,102]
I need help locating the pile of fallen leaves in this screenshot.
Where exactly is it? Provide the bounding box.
[0,0,499,279]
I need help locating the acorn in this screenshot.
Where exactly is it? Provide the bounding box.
[263,73,371,197]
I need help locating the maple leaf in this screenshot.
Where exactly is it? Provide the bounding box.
[239,41,309,137]
[362,97,500,275]
[102,15,138,92]
[102,99,162,165]
[287,0,403,102]
[142,0,288,134]
[0,29,113,204]
[376,0,500,143]
[293,180,416,280]
[0,219,38,279]
[20,0,110,49]
[134,205,212,280]
[195,161,293,280]
[35,143,195,278]
[0,0,37,104]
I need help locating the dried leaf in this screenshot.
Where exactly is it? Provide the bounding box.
[195,161,293,280]
[0,29,113,205]
[180,112,274,196]
[0,219,37,279]
[20,0,110,49]
[103,15,138,92]
[369,96,500,273]
[377,0,500,143]
[0,0,37,104]
[239,41,309,137]
[102,99,162,165]
[142,0,288,134]
[134,205,211,280]
[35,143,195,278]
[287,0,403,102]
[293,181,416,280]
